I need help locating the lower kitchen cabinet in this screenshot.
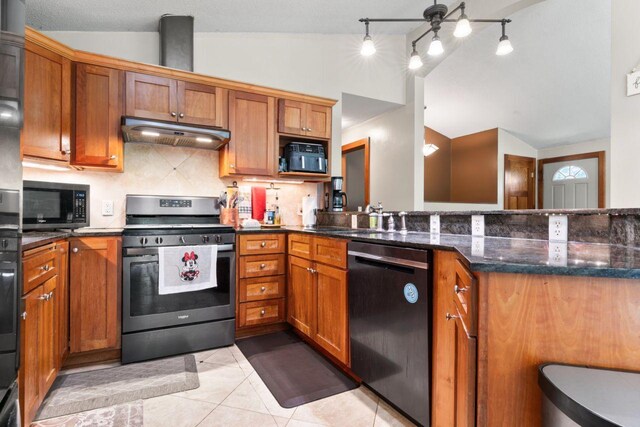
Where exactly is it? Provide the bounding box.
[69,236,122,355]
[56,241,70,366]
[453,310,476,427]
[286,234,349,366]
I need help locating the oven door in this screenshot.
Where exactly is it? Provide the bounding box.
[0,254,18,353]
[122,244,235,333]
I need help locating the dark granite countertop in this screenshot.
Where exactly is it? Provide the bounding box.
[239,226,640,279]
[21,228,123,251]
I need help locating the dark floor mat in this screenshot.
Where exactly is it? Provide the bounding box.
[236,331,358,408]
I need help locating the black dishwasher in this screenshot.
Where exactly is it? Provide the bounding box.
[348,241,431,427]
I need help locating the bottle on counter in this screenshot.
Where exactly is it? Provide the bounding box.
[369,212,378,230]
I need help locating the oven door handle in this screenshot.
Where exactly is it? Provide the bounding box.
[124,244,235,257]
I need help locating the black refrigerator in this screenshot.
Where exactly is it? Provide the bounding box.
[0,0,25,426]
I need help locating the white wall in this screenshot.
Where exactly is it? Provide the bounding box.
[539,138,610,207]
[610,0,640,207]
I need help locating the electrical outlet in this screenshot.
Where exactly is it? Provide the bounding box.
[472,215,485,237]
[548,242,568,267]
[430,215,440,234]
[430,233,440,245]
[351,214,358,229]
[102,200,114,216]
[549,215,568,242]
[472,237,485,257]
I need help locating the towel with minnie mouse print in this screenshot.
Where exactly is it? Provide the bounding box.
[158,245,218,295]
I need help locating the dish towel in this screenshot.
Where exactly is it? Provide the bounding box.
[158,245,218,295]
[252,186,266,221]
[238,186,252,219]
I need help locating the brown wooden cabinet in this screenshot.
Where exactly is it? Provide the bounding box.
[69,237,121,354]
[286,234,349,365]
[453,310,476,427]
[278,99,331,139]
[20,243,64,426]
[125,72,227,128]
[22,41,72,163]
[221,91,276,177]
[73,63,124,169]
[56,241,70,366]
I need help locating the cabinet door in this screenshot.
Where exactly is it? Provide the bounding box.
[69,237,121,353]
[305,103,332,139]
[73,64,123,169]
[277,99,306,136]
[287,256,315,337]
[125,72,178,122]
[20,287,41,426]
[177,81,228,128]
[39,276,58,394]
[22,43,71,162]
[314,263,349,365]
[56,241,70,367]
[453,313,477,427]
[225,91,275,176]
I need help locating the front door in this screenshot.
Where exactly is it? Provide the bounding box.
[543,158,599,209]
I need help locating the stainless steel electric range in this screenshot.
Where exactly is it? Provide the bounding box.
[121,195,236,364]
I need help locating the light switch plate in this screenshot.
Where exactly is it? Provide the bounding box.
[549,215,568,242]
[430,215,440,234]
[548,242,568,266]
[102,200,114,216]
[472,215,485,237]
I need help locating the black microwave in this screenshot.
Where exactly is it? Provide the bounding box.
[22,181,90,230]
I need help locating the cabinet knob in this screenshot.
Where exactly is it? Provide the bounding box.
[307,128,312,132]
[260,309,266,316]
[445,313,459,321]
[260,241,267,248]
[171,112,177,117]
[259,263,266,269]
[21,312,27,320]
[179,113,185,118]
[110,155,117,160]
[61,150,68,155]
[260,286,266,292]
[72,247,79,253]
[40,265,50,272]
[229,164,235,169]
[454,285,467,294]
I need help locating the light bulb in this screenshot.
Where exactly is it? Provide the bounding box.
[422,144,439,157]
[496,36,513,56]
[427,35,444,56]
[408,49,423,70]
[141,130,161,137]
[454,15,472,38]
[361,35,376,56]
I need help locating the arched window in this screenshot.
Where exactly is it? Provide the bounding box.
[552,165,588,181]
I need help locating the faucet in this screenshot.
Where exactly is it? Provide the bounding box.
[387,214,395,232]
[398,211,407,234]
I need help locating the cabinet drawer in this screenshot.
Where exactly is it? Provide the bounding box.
[453,258,477,336]
[313,237,347,269]
[239,254,286,278]
[238,299,285,327]
[288,233,312,259]
[239,234,285,256]
[239,276,286,302]
[23,244,58,294]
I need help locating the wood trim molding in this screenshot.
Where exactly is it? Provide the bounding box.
[25,27,337,107]
[537,151,606,209]
[341,138,371,206]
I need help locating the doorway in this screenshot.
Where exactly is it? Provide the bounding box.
[341,138,370,211]
[538,151,605,209]
[504,154,536,210]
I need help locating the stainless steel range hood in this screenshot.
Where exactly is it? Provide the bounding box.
[121,116,231,150]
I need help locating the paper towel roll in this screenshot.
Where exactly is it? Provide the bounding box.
[302,195,317,228]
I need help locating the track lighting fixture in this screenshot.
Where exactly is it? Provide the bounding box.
[360,1,513,68]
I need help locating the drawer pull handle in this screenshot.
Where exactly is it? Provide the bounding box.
[260,263,266,269]
[261,241,267,248]
[21,312,27,320]
[260,286,266,292]
[446,313,459,321]
[72,248,79,253]
[40,265,50,272]
[260,309,266,316]
[454,285,467,294]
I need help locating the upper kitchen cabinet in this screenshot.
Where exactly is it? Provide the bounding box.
[125,72,228,128]
[73,63,124,170]
[220,90,276,177]
[278,99,332,139]
[22,41,71,163]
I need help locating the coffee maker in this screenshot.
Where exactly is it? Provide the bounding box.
[330,177,348,212]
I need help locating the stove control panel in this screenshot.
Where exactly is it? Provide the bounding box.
[123,232,235,248]
[159,199,192,208]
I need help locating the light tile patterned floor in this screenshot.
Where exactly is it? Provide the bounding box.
[33,344,416,427]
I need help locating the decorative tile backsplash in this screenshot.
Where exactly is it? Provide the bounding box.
[23,144,319,228]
